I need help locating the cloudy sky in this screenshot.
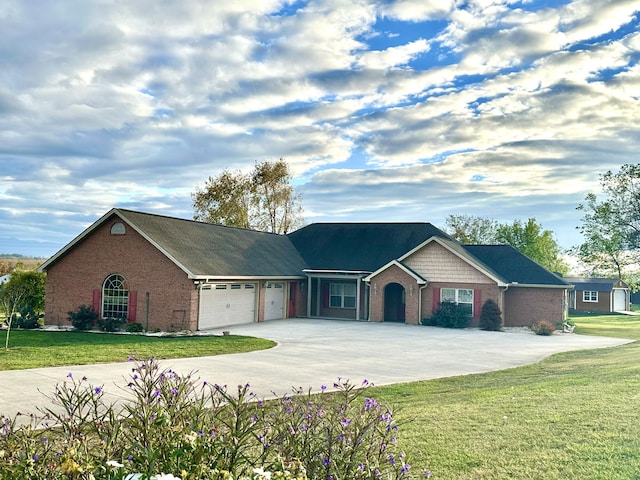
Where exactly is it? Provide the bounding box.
[1,0,639,258]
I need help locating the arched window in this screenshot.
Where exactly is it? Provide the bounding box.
[102,274,129,319]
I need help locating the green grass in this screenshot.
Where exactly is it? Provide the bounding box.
[0,330,275,370]
[570,311,640,340]
[3,313,640,478]
[369,313,640,479]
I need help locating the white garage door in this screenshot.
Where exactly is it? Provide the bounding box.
[264,282,285,321]
[613,289,626,311]
[199,283,256,329]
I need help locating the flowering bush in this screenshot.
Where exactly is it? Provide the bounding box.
[0,358,423,479]
[530,319,555,336]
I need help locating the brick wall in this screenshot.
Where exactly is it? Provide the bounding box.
[421,282,502,326]
[368,264,421,324]
[44,216,198,331]
[503,287,566,327]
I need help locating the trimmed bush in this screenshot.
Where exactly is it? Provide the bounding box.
[67,305,97,331]
[427,301,471,329]
[125,322,144,333]
[97,316,127,332]
[11,305,43,329]
[479,299,503,331]
[531,319,555,336]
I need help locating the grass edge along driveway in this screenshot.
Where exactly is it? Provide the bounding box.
[0,329,276,370]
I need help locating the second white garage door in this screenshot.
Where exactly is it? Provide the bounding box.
[264,282,286,320]
[199,283,256,329]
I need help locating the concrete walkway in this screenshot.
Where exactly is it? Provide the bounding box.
[0,319,632,420]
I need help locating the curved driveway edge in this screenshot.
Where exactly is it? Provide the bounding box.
[0,319,632,419]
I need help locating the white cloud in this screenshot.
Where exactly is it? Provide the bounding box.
[0,0,639,256]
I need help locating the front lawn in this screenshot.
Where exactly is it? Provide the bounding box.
[0,329,275,370]
[372,312,640,479]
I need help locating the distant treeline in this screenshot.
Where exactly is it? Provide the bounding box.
[0,256,46,276]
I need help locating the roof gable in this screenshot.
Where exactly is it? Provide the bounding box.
[41,209,308,278]
[288,222,453,272]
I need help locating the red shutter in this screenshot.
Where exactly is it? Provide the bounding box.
[432,287,440,313]
[92,289,101,316]
[322,282,329,308]
[473,289,482,318]
[128,291,137,323]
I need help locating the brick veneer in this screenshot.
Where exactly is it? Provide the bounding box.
[45,216,198,331]
[368,264,421,324]
[503,287,566,327]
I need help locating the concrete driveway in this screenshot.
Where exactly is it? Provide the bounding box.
[0,319,632,420]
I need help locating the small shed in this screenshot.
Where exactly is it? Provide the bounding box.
[566,277,630,313]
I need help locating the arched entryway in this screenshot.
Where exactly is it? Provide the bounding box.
[384,283,406,322]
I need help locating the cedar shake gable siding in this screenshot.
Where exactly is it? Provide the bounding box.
[367,240,570,327]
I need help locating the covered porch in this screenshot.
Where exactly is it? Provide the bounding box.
[304,270,370,320]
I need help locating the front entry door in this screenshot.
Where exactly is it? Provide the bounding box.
[384,283,406,322]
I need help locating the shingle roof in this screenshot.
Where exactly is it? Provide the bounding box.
[287,222,453,272]
[115,209,308,278]
[463,245,570,286]
[564,277,625,292]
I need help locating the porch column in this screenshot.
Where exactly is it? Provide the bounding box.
[356,276,361,320]
[316,277,321,316]
[306,274,312,318]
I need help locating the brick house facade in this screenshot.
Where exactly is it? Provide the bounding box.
[40,209,571,330]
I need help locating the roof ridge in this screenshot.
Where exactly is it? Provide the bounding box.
[115,208,287,237]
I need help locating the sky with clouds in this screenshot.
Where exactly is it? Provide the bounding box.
[1,0,639,258]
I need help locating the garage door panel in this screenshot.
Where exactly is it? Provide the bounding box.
[265,282,285,321]
[199,283,256,329]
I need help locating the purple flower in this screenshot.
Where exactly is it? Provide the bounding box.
[32,454,38,461]
[340,418,351,427]
[320,385,327,392]
[401,463,411,475]
[323,457,329,466]
[66,372,73,378]
[153,389,161,397]
[425,469,432,478]
[364,397,378,410]
[94,387,103,395]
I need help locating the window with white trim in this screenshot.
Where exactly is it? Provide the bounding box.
[102,274,129,319]
[330,283,356,309]
[583,290,598,302]
[441,288,474,316]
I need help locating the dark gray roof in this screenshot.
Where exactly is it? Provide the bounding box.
[463,245,570,286]
[288,222,453,272]
[116,209,308,277]
[564,277,626,292]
